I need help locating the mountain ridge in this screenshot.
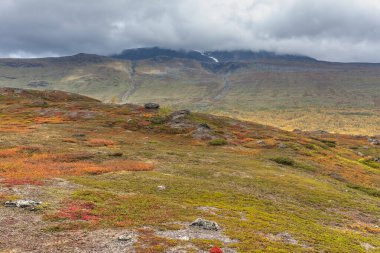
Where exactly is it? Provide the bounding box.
[0,47,380,135]
[111,47,317,63]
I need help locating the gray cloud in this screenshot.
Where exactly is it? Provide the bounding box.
[1,0,380,62]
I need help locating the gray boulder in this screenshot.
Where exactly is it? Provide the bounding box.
[168,110,191,123]
[192,124,214,140]
[368,138,379,145]
[144,103,160,110]
[190,218,220,231]
[4,199,42,210]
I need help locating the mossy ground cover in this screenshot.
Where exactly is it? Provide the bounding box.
[0,89,379,252]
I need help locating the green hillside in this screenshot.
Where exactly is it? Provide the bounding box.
[1,54,380,135]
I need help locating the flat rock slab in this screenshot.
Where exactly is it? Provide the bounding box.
[4,199,42,209]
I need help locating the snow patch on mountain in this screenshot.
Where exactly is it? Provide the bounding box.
[195,50,219,63]
[207,55,219,63]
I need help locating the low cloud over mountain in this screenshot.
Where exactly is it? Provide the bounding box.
[1,0,380,62]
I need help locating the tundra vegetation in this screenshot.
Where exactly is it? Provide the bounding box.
[0,88,379,252]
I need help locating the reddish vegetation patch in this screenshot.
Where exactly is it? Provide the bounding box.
[1,179,44,187]
[135,228,177,253]
[0,149,154,185]
[0,193,11,201]
[56,201,99,222]
[62,138,78,143]
[138,120,152,127]
[210,246,223,253]
[88,138,116,147]
[0,124,31,133]
[0,148,19,158]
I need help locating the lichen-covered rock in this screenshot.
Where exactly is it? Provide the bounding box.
[192,124,214,140]
[368,138,379,145]
[169,110,191,122]
[4,200,42,209]
[166,110,193,130]
[190,218,220,231]
[117,232,136,242]
[144,103,160,109]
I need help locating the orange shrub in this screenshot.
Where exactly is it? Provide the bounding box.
[0,152,154,185]
[88,138,116,147]
[19,145,42,153]
[102,160,154,172]
[0,193,9,201]
[0,148,19,158]
[2,179,44,187]
[62,138,78,143]
[0,124,30,133]
[34,116,64,124]
[143,113,154,118]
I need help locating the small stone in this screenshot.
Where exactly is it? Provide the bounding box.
[72,133,86,138]
[190,218,220,231]
[278,143,287,149]
[257,140,266,145]
[178,235,190,241]
[198,123,211,130]
[118,233,134,242]
[144,103,160,109]
[157,185,166,191]
[360,242,375,251]
[276,232,298,245]
[108,152,123,157]
[357,152,364,157]
[171,110,191,117]
[368,138,379,145]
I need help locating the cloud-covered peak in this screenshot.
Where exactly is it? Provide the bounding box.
[1,0,380,62]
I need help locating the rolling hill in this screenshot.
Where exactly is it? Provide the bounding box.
[0,48,380,135]
[0,88,379,252]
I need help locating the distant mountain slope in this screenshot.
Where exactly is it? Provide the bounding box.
[111,47,215,62]
[111,47,315,63]
[0,48,379,135]
[205,50,316,62]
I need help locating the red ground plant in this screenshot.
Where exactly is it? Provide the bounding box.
[210,246,223,253]
[56,201,99,222]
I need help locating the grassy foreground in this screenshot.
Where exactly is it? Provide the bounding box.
[0,88,379,252]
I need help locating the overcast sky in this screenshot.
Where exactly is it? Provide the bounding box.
[1,0,380,62]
